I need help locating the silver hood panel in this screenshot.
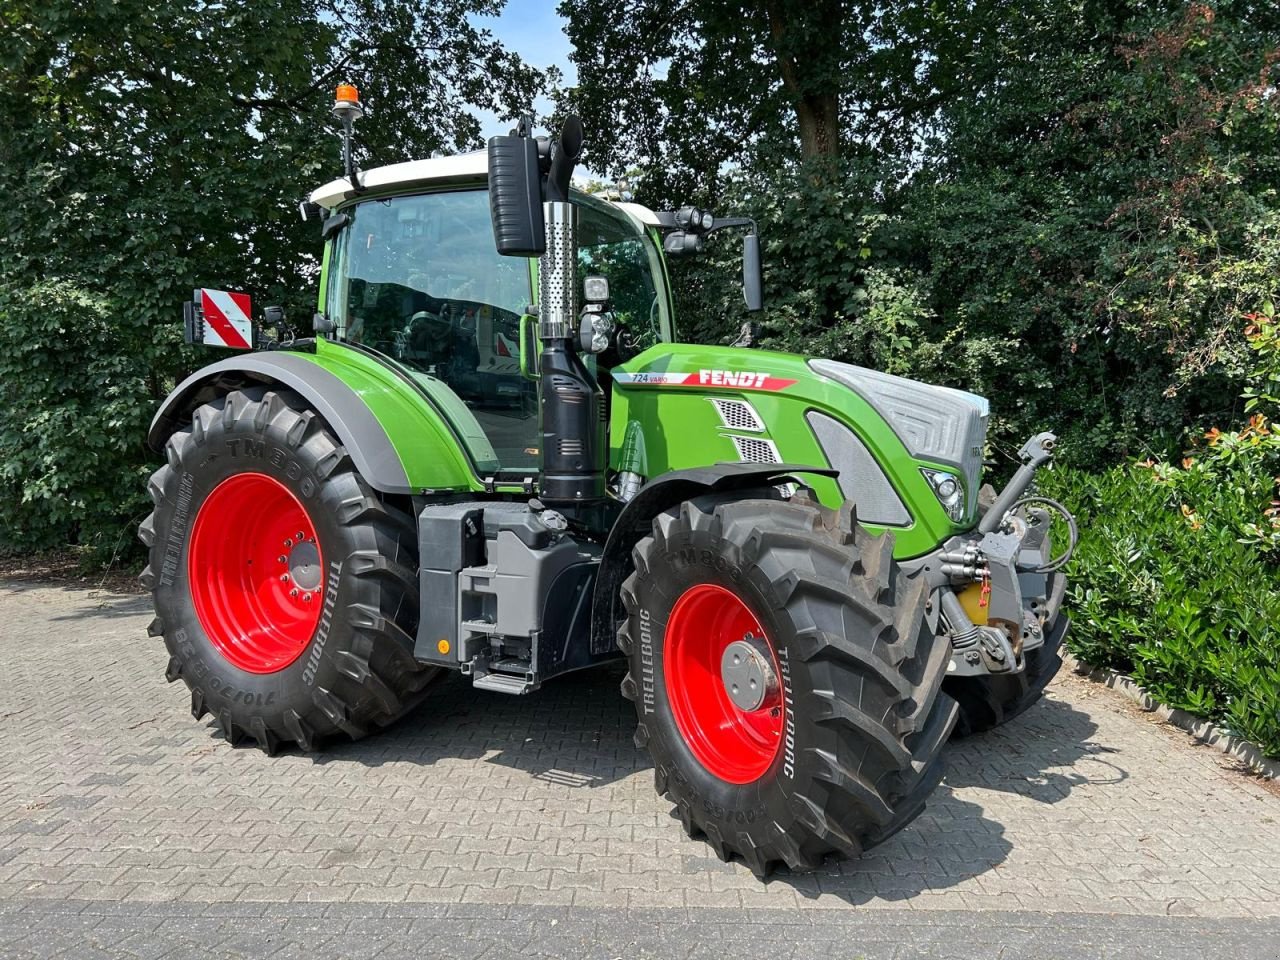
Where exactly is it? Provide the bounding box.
[808,358,989,515]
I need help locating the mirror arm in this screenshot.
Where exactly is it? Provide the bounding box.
[704,216,754,234]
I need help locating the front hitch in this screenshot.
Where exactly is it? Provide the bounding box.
[933,431,1075,678]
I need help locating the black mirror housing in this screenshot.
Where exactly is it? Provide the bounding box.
[743,232,763,311]
[488,132,545,257]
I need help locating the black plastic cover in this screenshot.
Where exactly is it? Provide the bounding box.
[487,135,545,256]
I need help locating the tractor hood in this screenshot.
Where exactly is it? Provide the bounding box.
[808,358,989,503]
[609,343,990,558]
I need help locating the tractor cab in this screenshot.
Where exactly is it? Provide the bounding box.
[310,157,673,472]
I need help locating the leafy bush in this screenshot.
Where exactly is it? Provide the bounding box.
[1042,461,1280,758]
[1041,311,1280,757]
[0,281,156,564]
[1155,313,1280,558]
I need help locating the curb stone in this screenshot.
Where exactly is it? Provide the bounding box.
[1063,654,1279,781]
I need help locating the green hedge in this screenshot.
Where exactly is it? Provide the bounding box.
[0,280,156,564]
[1041,464,1280,758]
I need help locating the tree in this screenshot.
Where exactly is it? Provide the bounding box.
[591,1,1280,465]
[560,0,1024,203]
[0,0,547,557]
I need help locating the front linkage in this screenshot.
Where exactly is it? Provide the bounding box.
[907,432,1076,731]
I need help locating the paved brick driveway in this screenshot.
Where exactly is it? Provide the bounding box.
[2,579,1278,958]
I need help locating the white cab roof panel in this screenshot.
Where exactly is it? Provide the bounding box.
[308,152,663,233]
[309,151,489,209]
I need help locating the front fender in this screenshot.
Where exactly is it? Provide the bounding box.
[587,462,837,657]
[148,347,481,495]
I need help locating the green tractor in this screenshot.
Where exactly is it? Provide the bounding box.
[142,88,1073,877]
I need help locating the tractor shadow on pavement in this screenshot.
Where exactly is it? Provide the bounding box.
[310,664,1117,902]
[943,689,1127,803]
[767,689,1119,903]
[315,661,647,789]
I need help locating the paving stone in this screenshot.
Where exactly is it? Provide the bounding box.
[2,579,1280,959]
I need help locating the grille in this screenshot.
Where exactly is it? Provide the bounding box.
[710,398,765,433]
[805,411,911,526]
[732,435,781,464]
[551,375,583,404]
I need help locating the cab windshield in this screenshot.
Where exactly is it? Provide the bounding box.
[327,187,666,471]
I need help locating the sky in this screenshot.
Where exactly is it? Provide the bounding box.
[471,1,576,143]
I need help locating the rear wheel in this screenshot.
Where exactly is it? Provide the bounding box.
[140,386,437,752]
[619,492,957,877]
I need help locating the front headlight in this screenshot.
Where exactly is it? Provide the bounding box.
[922,468,965,521]
[578,311,614,354]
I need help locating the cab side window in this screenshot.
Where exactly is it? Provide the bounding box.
[575,201,662,351]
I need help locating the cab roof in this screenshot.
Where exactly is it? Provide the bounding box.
[309,152,489,208]
[308,151,661,229]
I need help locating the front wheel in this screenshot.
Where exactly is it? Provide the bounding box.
[619,492,957,877]
[140,386,437,753]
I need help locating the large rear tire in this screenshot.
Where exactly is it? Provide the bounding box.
[619,492,957,877]
[140,386,437,753]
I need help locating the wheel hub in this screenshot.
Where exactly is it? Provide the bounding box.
[720,634,778,712]
[663,583,785,784]
[188,472,324,674]
[284,539,321,592]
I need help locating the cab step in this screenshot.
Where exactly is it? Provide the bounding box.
[472,672,535,695]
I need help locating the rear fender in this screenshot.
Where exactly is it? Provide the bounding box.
[587,462,837,657]
[148,348,481,495]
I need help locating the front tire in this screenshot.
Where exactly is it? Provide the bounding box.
[139,386,437,753]
[619,492,957,877]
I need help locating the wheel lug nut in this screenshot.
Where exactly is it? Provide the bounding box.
[278,555,287,564]
[303,593,312,602]
[290,588,299,597]
[284,538,293,548]
[279,574,289,582]
[296,531,305,540]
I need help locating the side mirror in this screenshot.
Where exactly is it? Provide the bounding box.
[488,120,545,257]
[743,232,763,311]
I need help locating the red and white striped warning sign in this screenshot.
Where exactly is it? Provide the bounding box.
[199,288,253,350]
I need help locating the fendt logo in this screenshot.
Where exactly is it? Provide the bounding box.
[612,369,797,392]
[697,369,770,388]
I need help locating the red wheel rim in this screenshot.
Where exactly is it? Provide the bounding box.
[187,473,324,674]
[664,584,784,784]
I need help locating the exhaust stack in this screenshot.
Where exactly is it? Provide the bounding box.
[487,116,605,506]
